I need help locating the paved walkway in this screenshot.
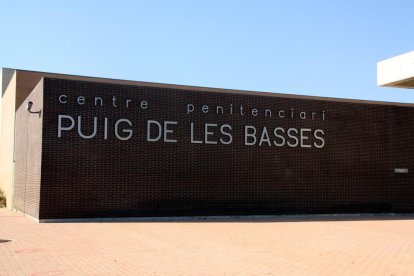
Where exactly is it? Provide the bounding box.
[1,209,414,275]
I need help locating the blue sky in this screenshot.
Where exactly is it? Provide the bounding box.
[1,1,413,103]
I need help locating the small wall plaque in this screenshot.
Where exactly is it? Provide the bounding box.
[394,168,409,173]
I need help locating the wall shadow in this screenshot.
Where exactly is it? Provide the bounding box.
[42,213,414,224]
[0,239,12,243]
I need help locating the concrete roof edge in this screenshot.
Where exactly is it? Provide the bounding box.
[8,67,414,108]
[1,68,16,97]
[380,76,414,89]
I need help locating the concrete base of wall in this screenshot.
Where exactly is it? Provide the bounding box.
[35,213,414,223]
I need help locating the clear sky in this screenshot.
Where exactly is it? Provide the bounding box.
[1,1,414,103]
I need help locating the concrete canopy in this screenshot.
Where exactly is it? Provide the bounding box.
[377,51,414,89]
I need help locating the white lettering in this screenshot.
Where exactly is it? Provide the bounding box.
[220,124,233,144]
[147,120,162,142]
[164,121,177,143]
[314,129,325,148]
[77,96,85,105]
[259,127,271,146]
[287,128,299,147]
[205,123,217,144]
[187,104,194,114]
[59,95,67,104]
[190,123,202,144]
[78,116,97,139]
[57,115,74,137]
[115,119,132,141]
[300,128,311,148]
[244,125,256,145]
[273,127,285,146]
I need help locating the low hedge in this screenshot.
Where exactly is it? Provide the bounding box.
[0,189,6,208]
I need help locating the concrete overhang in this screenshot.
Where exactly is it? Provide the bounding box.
[377,51,414,88]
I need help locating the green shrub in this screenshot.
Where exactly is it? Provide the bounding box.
[0,189,6,208]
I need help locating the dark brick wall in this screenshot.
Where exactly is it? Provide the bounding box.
[37,77,414,219]
[14,80,43,218]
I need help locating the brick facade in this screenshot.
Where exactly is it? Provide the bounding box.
[14,77,414,220]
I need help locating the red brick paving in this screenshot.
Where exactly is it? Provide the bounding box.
[1,208,414,275]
